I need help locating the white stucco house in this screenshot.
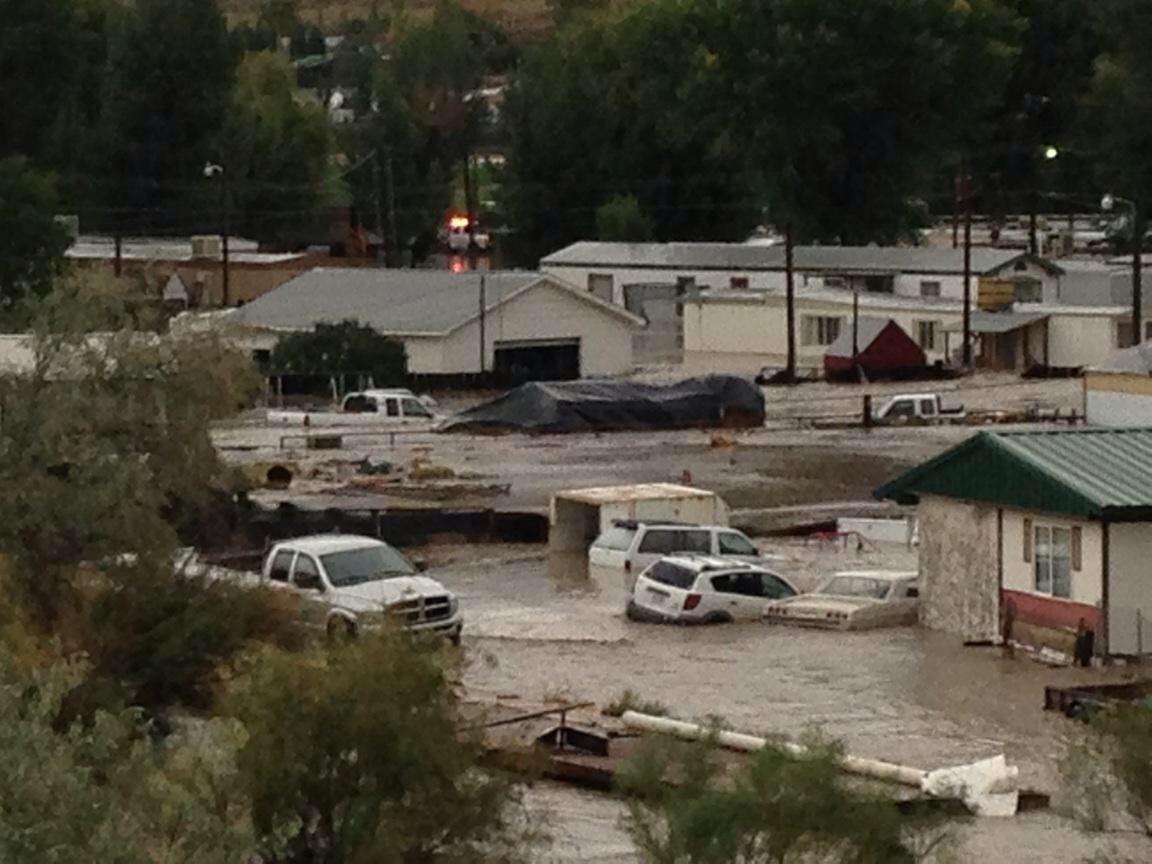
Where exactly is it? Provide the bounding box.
[221,269,643,381]
[679,288,1135,374]
[877,428,1152,659]
[540,241,1060,305]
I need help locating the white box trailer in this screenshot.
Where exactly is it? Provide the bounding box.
[549,483,730,554]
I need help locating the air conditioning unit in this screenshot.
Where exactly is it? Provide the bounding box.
[190,234,222,259]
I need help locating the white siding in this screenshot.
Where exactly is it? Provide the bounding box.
[440,281,635,376]
[1000,509,1104,607]
[402,337,444,375]
[1047,314,1122,368]
[1109,523,1152,655]
[683,295,955,372]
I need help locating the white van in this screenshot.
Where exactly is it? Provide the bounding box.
[589,520,769,590]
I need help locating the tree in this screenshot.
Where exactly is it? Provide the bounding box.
[0,0,81,160]
[0,654,258,863]
[98,0,234,233]
[597,195,654,242]
[342,0,513,264]
[230,633,539,863]
[619,736,927,864]
[0,157,71,326]
[270,319,408,385]
[222,51,332,246]
[501,3,763,263]
[696,0,1020,245]
[0,275,261,625]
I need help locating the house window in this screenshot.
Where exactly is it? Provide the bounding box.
[801,315,842,347]
[1033,523,1077,599]
[1145,321,1152,342]
[1116,320,1136,348]
[1014,278,1042,303]
[916,320,939,351]
[730,276,749,289]
[587,273,614,302]
[824,276,847,290]
[919,281,941,298]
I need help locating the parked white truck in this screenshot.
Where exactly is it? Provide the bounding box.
[259,535,463,643]
[873,393,966,424]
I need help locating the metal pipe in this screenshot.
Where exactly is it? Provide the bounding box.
[621,711,927,788]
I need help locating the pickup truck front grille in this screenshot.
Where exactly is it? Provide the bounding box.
[422,595,452,623]
[387,595,452,625]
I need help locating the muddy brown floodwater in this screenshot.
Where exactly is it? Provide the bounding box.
[425,544,1152,864]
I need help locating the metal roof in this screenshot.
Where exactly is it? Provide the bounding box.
[875,428,1152,520]
[232,269,639,335]
[941,311,1049,334]
[1095,340,1152,374]
[555,483,717,505]
[542,241,1035,276]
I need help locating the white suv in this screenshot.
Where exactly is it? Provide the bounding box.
[589,521,769,590]
[627,555,798,624]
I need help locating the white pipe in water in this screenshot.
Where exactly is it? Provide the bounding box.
[620,711,1019,816]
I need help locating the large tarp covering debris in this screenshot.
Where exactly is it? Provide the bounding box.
[440,375,765,433]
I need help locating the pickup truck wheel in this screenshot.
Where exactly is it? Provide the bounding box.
[327,618,357,643]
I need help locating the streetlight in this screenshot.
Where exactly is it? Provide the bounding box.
[204,162,230,307]
[1102,192,1144,346]
[1043,145,1060,162]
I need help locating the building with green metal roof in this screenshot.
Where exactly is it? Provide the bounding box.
[876,428,1152,659]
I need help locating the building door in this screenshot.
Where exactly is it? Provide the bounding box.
[493,338,580,384]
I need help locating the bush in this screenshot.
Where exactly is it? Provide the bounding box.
[270,319,408,386]
[56,559,306,719]
[619,734,927,864]
[229,631,540,863]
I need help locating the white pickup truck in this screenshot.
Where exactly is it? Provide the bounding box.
[873,393,966,424]
[259,535,463,643]
[266,389,438,428]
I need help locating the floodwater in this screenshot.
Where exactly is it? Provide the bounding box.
[425,543,1152,864]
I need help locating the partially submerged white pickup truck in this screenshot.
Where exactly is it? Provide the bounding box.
[873,393,966,424]
[259,535,463,643]
[266,389,438,428]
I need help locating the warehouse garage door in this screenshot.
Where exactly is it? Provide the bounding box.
[494,338,580,384]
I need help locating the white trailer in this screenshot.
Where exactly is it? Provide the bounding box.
[549,483,729,554]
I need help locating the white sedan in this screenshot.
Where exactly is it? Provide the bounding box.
[626,554,799,624]
[764,571,918,631]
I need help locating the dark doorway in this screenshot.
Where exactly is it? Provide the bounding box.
[493,339,581,384]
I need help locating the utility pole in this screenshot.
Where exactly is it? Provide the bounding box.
[385,150,399,266]
[479,274,487,373]
[1134,206,1144,346]
[370,152,385,264]
[221,171,230,307]
[952,171,960,249]
[784,223,796,381]
[204,162,231,306]
[962,171,973,369]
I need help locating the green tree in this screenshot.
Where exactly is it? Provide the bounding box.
[697,0,1019,244]
[0,654,258,863]
[501,4,762,263]
[0,0,81,160]
[619,736,925,864]
[597,194,654,242]
[1084,1,1152,236]
[344,0,510,264]
[230,633,538,863]
[270,319,408,385]
[0,275,261,625]
[98,0,234,233]
[0,157,71,326]
[223,51,332,246]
